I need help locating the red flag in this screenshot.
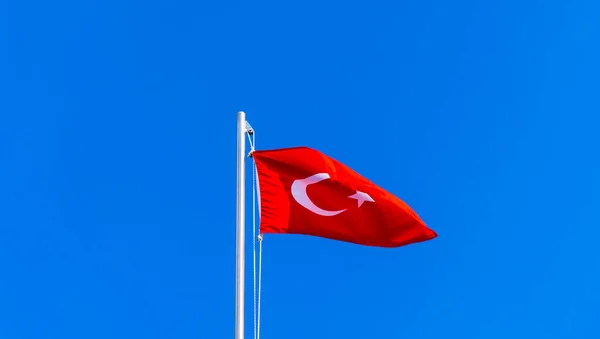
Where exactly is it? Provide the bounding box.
[252,146,437,247]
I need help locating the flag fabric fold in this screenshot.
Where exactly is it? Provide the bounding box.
[252,146,437,248]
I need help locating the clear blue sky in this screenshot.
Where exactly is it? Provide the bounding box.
[1,0,599,338]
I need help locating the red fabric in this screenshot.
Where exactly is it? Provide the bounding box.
[252,146,437,248]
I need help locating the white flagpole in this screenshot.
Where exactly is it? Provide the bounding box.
[235,111,246,339]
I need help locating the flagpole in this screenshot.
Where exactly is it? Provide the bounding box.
[235,111,246,339]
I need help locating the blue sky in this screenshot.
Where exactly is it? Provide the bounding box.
[1,0,599,338]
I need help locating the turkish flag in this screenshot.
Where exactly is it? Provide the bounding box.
[252,147,437,248]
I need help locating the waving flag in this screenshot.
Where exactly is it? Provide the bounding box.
[252,146,437,247]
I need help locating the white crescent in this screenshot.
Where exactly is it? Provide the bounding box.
[291,173,346,217]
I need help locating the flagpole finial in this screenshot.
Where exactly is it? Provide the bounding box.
[238,111,254,134]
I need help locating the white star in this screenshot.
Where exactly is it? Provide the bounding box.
[348,191,374,208]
